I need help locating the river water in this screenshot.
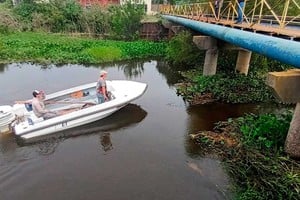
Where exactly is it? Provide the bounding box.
[0,61,266,200]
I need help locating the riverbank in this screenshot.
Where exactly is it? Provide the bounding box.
[167,32,299,198]
[0,32,166,64]
[176,70,300,199]
[190,112,300,200]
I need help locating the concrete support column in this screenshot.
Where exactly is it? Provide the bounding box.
[168,29,174,39]
[235,50,252,75]
[162,21,184,39]
[267,70,300,158]
[193,36,219,76]
[203,49,219,76]
[285,102,300,158]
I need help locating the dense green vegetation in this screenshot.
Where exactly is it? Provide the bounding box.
[0,32,166,64]
[238,112,292,151]
[192,112,300,200]
[166,31,203,68]
[177,70,276,103]
[0,1,166,64]
[167,31,291,104]
[227,113,299,200]
[0,0,146,40]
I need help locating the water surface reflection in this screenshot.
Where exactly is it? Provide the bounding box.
[0,61,236,200]
[18,104,147,152]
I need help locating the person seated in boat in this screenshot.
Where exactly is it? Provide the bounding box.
[32,90,58,120]
[96,70,109,104]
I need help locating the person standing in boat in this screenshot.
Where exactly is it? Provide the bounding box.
[96,70,109,104]
[32,90,58,120]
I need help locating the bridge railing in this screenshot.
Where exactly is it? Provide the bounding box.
[159,0,300,29]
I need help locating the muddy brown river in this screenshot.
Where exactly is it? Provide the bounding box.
[0,61,268,200]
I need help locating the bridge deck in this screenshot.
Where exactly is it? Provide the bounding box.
[178,15,300,41]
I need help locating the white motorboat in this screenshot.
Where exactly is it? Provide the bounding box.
[10,80,147,140]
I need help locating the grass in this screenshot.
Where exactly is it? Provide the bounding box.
[190,113,300,200]
[0,32,166,64]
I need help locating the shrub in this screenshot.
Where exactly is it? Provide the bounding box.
[166,31,204,68]
[80,5,110,35]
[237,111,293,151]
[189,72,275,103]
[13,0,83,32]
[108,2,145,41]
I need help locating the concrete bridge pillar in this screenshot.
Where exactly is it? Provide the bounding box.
[161,21,186,38]
[235,50,252,75]
[203,49,219,75]
[267,69,300,158]
[193,36,218,76]
[285,102,300,158]
[193,36,253,76]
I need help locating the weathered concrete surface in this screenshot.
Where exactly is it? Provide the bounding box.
[193,36,251,76]
[267,69,300,103]
[193,36,217,50]
[161,21,186,38]
[193,36,242,50]
[171,25,186,34]
[193,36,218,75]
[161,20,174,29]
[235,50,252,75]
[203,49,219,75]
[285,102,300,158]
[267,70,300,157]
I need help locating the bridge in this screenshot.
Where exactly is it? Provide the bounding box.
[159,0,300,158]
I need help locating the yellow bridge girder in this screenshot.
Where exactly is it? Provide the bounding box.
[159,0,300,29]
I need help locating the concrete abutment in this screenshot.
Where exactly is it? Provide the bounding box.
[193,36,251,76]
[267,70,300,158]
[285,102,300,158]
[236,50,252,75]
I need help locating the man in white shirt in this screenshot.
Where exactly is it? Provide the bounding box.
[32,90,58,120]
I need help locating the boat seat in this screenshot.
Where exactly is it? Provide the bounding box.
[27,114,44,125]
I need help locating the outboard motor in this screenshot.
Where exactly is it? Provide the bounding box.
[0,105,15,134]
[12,104,28,118]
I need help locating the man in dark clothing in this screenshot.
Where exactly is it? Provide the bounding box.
[214,0,223,18]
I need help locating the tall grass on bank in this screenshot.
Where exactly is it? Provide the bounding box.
[192,112,300,200]
[228,112,300,200]
[0,0,146,41]
[0,32,166,64]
